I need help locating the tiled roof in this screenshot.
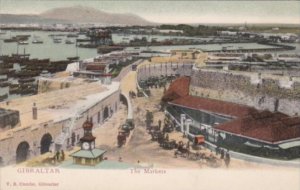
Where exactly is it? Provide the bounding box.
[162,76,190,102]
[166,76,300,143]
[86,64,106,71]
[170,95,256,118]
[215,111,300,143]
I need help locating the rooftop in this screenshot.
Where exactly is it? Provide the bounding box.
[170,95,256,118]
[70,149,106,159]
[162,76,190,102]
[165,76,300,143]
[0,81,120,140]
[215,111,300,143]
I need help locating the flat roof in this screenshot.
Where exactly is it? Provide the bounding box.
[0,81,120,140]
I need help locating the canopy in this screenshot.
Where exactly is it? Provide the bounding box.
[279,141,300,149]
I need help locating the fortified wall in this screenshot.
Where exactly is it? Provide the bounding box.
[190,69,300,116]
[136,61,194,81]
[0,82,120,166]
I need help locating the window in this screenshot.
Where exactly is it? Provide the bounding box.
[85,159,91,165]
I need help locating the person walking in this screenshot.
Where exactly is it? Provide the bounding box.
[60,150,65,161]
[224,150,231,168]
[220,148,225,159]
[55,151,60,161]
[216,146,220,156]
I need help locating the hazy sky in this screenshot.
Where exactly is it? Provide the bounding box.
[0,0,299,24]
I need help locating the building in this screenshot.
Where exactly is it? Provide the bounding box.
[70,119,106,166]
[162,76,300,160]
[0,79,120,166]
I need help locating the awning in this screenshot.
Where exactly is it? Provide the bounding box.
[244,141,263,148]
[263,145,279,150]
[279,141,300,149]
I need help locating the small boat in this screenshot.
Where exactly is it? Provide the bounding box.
[67,56,80,61]
[32,35,43,44]
[67,33,79,38]
[32,39,43,44]
[18,41,29,45]
[16,34,31,38]
[4,38,16,43]
[65,39,75,44]
[53,38,62,43]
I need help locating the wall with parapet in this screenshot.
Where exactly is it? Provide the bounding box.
[190,69,300,116]
[137,62,194,81]
[0,87,120,166]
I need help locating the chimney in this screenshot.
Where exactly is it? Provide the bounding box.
[32,103,37,120]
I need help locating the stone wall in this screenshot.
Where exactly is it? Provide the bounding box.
[137,62,193,81]
[190,69,300,116]
[0,88,120,166]
[0,120,64,165]
[56,88,121,150]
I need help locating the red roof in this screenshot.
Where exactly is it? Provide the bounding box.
[162,76,190,102]
[170,95,256,118]
[165,76,300,143]
[86,64,106,71]
[215,111,300,143]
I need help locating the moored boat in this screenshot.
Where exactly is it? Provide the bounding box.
[53,38,62,43]
[18,41,29,45]
[65,39,75,44]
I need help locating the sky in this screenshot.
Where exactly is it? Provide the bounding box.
[0,0,299,24]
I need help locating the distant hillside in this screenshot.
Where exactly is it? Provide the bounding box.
[0,14,69,25]
[0,6,153,26]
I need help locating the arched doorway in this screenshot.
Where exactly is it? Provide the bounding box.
[103,106,109,121]
[40,133,52,154]
[16,141,30,163]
